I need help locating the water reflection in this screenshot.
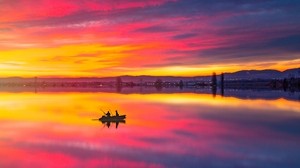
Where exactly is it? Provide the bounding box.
[0,85,299,101]
[0,92,299,167]
[99,120,126,129]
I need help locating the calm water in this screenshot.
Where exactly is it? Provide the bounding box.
[0,92,300,168]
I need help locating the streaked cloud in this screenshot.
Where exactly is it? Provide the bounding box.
[0,0,299,77]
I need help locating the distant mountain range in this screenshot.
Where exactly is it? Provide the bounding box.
[119,68,300,81]
[222,68,300,80]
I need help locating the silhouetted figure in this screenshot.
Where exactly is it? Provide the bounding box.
[106,111,111,117]
[116,110,119,116]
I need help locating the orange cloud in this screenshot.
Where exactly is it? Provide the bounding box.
[0,0,299,77]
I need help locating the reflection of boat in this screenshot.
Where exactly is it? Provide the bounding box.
[99,115,126,122]
[93,114,126,129]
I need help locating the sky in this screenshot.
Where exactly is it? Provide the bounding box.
[0,0,299,77]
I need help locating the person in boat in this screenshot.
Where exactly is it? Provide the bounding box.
[115,110,119,116]
[106,111,111,117]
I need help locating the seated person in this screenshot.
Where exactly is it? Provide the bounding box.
[106,111,111,117]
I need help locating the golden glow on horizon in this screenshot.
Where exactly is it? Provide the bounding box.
[0,42,299,77]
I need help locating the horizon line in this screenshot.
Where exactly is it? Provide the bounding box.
[0,67,298,79]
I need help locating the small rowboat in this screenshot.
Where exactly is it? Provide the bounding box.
[99,115,126,122]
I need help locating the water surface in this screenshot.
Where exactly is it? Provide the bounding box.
[0,92,299,168]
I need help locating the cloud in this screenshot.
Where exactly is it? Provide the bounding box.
[0,27,12,32]
[1,0,300,76]
[267,34,300,52]
[172,33,197,40]
[134,25,177,33]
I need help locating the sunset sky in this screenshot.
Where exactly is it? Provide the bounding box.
[0,0,299,77]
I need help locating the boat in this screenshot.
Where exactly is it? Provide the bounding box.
[99,115,126,122]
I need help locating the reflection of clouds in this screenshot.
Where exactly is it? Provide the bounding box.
[20,139,111,152]
[0,92,300,167]
[137,137,171,144]
[13,138,206,168]
[172,129,198,139]
[190,105,300,137]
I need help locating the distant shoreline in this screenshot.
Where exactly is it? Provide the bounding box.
[0,67,298,80]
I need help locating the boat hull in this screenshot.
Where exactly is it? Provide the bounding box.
[99,115,126,122]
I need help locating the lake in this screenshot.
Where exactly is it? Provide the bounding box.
[0,91,299,168]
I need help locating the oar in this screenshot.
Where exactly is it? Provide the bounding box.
[100,108,105,113]
[100,108,106,115]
